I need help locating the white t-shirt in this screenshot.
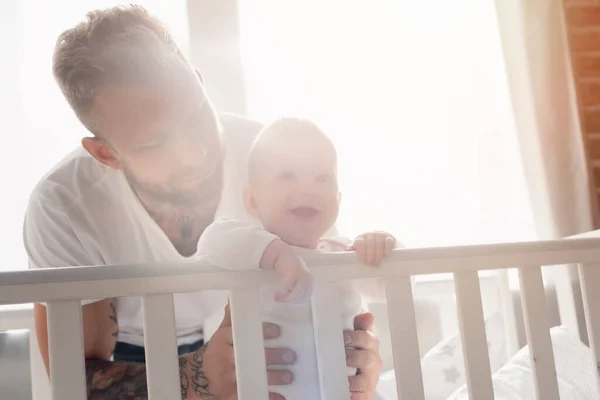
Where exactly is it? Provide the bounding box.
[23,113,261,347]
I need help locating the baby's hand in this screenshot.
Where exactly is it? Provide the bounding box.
[348,231,395,267]
[261,240,314,303]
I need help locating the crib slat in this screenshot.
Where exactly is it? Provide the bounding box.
[29,327,51,400]
[578,263,600,397]
[454,271,494,399]
[312,283,352,400]
[385,277,424,400]
[46,300,86,400]
[230,288,269,400]
[497,269,520,358]
[141,294,180,400]
[519,266,559,400]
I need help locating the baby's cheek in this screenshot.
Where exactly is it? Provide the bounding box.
[325,206,340,226]
[264,212,286,232]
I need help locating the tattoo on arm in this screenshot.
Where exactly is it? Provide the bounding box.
[179,344,214,399]
[84,346,213,400]
[180,357,190,399]
[109,300,119,339]
[85,359,148,400]
[189,346,212,397]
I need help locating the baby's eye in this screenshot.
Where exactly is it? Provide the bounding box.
[316,174,332,183]
[279,171,296,181]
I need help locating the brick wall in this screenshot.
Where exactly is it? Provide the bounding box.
[565,2,600,220]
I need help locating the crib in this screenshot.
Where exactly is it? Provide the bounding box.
[1,234,600,400]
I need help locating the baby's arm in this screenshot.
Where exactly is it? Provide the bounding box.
[197,218,313,302]
[325,233,404,303]
[353,235,407,303]
[263,240,314,303]
[196,218,280,271]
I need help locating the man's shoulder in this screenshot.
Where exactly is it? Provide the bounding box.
[28,147,115,212]
[219,112,263,136]
[218,113,263,151]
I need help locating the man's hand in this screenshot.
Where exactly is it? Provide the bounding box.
[183,304,296,400]
[348,232,395,267]
[345,312,382,400]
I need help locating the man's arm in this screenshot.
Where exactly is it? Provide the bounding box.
[34,299,117,375]
[84,350,211,400]
[34,298,154,399]
[34,299,215,400]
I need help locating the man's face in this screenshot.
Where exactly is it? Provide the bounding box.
[87,75,225,212]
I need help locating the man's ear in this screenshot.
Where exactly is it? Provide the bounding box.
[243,186,260,219]
[82,137,121,169]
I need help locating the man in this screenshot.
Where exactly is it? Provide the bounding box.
[23,5,383,400]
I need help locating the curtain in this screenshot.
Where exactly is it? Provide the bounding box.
[495,0,595,339]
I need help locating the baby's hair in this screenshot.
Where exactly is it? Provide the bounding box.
[248,117,337,183]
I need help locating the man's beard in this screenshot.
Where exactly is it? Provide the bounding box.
[123,162,224,209]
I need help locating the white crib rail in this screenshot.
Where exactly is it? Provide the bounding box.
[2,237,600,400]
[578,262,600,396]
[312,283,353,399]
[230,288,270,399]
[46,300,86,400]
[454,271,494,399]
[519,266,560,400]
[384,276,423,400]
[141,294,181,400]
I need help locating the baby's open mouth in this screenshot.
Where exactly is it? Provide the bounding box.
[290,206,321,219]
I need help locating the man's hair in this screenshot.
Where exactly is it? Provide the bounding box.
[53,5,190,133]
[248,117,337,182]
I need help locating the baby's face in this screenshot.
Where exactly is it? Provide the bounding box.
[245,136,340,248]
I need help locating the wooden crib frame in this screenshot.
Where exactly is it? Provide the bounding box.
[1,237,600,400]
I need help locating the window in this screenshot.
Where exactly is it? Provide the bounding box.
[238,1,538,287]
[4,1,538,285]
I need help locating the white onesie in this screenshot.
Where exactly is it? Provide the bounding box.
[196,218,385,400]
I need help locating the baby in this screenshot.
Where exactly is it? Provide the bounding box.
[197,117,396,399]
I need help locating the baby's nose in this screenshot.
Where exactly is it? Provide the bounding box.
[294,192,323,205]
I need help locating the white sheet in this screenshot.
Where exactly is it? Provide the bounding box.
[376,310,506,400]
[447,325,598,400]
[375,325,599,400]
